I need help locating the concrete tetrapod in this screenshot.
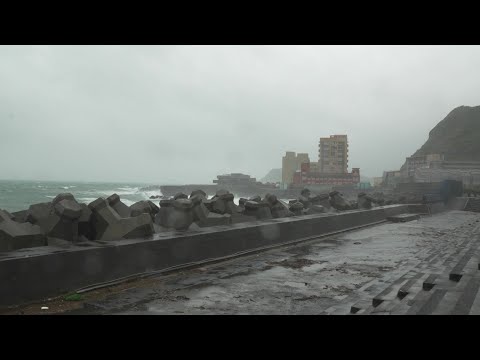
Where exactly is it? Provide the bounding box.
[309,193,331,210]
[130,200,160,221]
[329,191,351,211]
[357,192,373,210]
[26,194,85,242]
[0,210,47,251]
[155,199,195,230]
[289,201,304,216]
[107,194,131,218]
[89,198,154,241]
[262,194,293,219]
[243,201,273,220]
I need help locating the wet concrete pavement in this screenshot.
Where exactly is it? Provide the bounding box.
[72,210,480,315]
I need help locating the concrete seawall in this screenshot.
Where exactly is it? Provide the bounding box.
[0,204,421,307]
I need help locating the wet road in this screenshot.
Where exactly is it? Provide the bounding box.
[72,210,480,315]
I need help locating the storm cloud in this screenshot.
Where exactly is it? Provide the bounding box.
[1,45,480,183]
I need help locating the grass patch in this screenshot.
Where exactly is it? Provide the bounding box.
[63,293,84,302]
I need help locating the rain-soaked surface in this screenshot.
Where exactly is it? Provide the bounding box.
[66,210,480,315]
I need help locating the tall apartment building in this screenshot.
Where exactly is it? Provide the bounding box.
[282,151,310,184]
[309,162,320,173]
[318,135,348,174]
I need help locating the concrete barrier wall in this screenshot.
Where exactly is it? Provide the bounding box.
[428,203,448,214]
[396,182,443,194]
[407,204,430,214]
[448,197,470,211]
[0,204,412,307]
[406,197,468,214]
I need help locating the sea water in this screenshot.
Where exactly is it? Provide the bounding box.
[0,180,161,212]
[0,179,291,213]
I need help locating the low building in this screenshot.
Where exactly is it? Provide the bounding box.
[357,182,372,190]
[413,167,480,186]
[382,170,403,187]
[435,160,480,170]
[403,155,480,185]
[373,177,384,187]
[214,173,257,185]
[404,153,444,177]
[282,151,310,185]
[292,163,360,186]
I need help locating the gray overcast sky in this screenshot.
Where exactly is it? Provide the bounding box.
[1,45,479,184]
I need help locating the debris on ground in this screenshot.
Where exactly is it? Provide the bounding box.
[267,258,317,269]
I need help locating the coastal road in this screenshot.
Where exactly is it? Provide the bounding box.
[61,210,480,315]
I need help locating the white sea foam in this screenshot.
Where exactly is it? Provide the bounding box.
[141,190,162,199]
[118,187,139,192]
[121,199,136,207]
[112,187,140,195]
[95,198,138,206]
[77,197,98,205]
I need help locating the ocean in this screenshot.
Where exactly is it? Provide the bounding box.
[0,180,162,213]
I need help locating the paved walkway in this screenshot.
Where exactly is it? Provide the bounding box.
[73,210,480,315]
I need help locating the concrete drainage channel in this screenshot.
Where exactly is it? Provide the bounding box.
[0,204,428,307]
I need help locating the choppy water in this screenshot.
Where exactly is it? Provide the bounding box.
[0,180,162,212]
